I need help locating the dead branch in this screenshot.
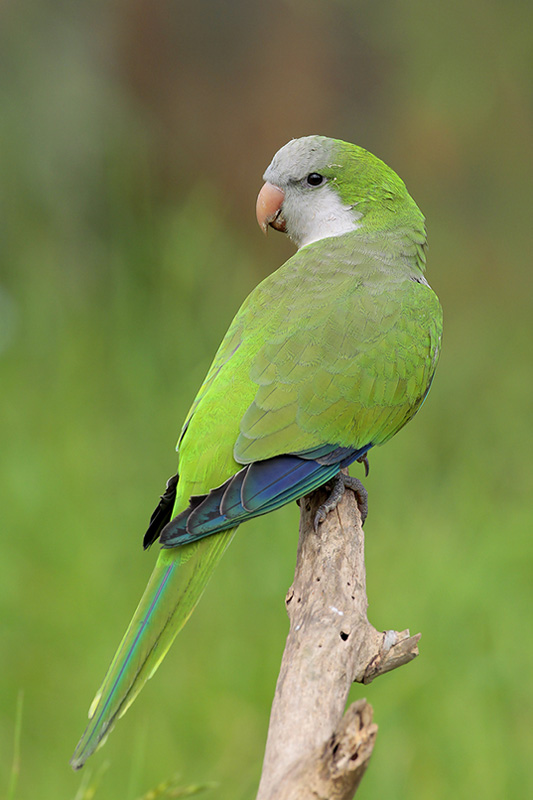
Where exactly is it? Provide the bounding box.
[256,475,420,800]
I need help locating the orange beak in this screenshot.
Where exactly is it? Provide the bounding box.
[256,182,286,234]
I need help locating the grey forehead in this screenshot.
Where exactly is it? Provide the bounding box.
[263,136,334,184]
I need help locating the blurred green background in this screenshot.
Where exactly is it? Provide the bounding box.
[1,1,532,798]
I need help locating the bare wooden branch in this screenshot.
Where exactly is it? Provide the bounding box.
[256,476,420,800]
[257,698,378,800]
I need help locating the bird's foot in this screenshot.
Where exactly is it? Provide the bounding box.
[314,472,368,531]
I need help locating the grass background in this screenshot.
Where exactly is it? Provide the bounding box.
[1,1,532,798]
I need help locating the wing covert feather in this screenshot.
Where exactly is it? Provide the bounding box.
[178,234,442,488]
[234,239,441,463]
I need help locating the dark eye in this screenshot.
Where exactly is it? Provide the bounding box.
[306,172,325,187]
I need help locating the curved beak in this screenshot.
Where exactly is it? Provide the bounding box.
[256,182,286,234]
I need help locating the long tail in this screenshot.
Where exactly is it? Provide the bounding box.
[70,529,235,770]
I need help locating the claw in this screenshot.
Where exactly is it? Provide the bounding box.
[314,472,368,530]
[357,453,370,477]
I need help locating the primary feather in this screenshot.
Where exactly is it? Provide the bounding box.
[71,135,442,769]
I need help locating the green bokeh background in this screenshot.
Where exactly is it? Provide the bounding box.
[1,2,532,798]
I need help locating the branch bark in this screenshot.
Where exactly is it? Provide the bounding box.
[256,475,421,800]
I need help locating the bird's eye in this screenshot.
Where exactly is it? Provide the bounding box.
[306,173,325,187]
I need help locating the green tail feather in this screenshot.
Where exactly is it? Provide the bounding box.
[70,529,236,770]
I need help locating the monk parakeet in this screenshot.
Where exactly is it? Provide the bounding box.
[71,135,442,769]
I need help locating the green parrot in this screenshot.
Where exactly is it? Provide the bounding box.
[70,135,442,769]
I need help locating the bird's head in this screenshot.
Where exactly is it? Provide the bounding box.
[256,135,424,250]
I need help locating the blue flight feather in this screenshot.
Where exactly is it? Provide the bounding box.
[159,445,372,549]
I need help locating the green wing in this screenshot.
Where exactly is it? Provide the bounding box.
[233,235,442,463]
[177,233,441,482]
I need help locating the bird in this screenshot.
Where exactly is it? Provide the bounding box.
[70,135,442,769]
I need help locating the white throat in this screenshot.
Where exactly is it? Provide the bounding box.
[283,185,362,249]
